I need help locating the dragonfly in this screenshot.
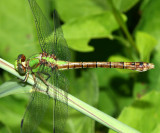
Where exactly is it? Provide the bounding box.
[14,0,154,132]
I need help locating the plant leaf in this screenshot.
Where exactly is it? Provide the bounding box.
[136,0,160,48]
[0,81,31,98]
[63,11,126,52]
[57,0,139,21]
[109,91,160,133]
[135,31,157,62]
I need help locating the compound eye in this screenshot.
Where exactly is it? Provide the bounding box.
[18,64,26,75]
[17,54,26,62]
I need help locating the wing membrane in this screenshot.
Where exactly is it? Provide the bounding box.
[23,0,69,132]
[53,10,70,61]
[52,70,68,132]
[21,89,49,133]
[28,0,70,60]
[41,65,68,132]
[28,0,54,54]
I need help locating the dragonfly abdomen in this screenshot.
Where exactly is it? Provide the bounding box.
[58,62,154,72]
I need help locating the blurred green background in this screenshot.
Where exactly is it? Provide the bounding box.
[0,0,160,133]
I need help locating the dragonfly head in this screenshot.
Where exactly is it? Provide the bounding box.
[15,54,27,75]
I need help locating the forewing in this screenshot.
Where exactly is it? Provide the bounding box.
[28,0,54,54]
[28,0,70,59]
[53,10,70,61]
[21,88,49,133]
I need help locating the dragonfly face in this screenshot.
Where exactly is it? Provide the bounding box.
[15,54,27,75]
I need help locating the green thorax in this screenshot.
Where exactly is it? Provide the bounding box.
[28,54,68,73]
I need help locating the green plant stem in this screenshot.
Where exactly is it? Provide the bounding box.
[107,0,138,54]
[0,58,140,133]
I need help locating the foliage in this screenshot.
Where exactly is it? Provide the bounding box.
[0,0,160,132]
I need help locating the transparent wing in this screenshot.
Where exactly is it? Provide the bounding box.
[21,88,49,133]
[28,0,70,60]
[53,10,70,61]
[27,0,69,132]
[28,0,54,54]
[37,64,68,133]
[52,70,68,132]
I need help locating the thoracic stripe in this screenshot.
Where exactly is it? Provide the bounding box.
[38,53,57,70]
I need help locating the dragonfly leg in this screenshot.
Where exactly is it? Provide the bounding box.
[39,71,51,81]
[45,74,50,81]
[37,73,50,97]
[23,72,29,82]
[31,73,38,90]
[31,73,36,82]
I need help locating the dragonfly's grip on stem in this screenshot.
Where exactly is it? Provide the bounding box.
[58,62,154,72]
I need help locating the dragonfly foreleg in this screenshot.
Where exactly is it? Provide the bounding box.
[23,72,29,82]
[31,73,39,91]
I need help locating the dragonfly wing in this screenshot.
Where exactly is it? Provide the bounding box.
[53,71,68,132]
[28,0,54,54]
[37,64,68,132]
[28,0,69,132]
[53,10,70,61]
[45,68,68,132]
[28,0,70,59]
[21,89,49,133]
